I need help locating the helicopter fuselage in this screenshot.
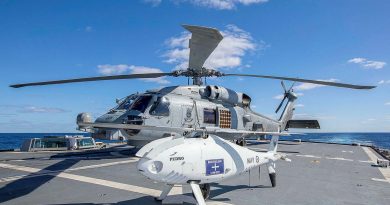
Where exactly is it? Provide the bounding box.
[77,85,281,146]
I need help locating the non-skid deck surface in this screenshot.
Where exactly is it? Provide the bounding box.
[0,142,389,205]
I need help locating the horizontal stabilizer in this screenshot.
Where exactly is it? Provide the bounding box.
[285,120,320,130]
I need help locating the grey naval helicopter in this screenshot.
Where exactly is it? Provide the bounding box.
[11,25,376,148]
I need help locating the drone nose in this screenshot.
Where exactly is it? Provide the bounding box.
[137,159,164,176]
[148,161,164,174]
[137,158,149,173]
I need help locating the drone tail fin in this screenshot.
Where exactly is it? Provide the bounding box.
[268,135,279,153]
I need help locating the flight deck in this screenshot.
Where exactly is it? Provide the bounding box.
[0,141,389,205]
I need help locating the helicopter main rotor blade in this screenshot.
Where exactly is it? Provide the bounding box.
[223,74,376,90]
[183,25,223,73]
[10,72,173,88]
[79,122,290,137]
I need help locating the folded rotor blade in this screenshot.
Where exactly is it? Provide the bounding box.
[223,74,376,90]
[183,25,223,72]
[10,72,173,88]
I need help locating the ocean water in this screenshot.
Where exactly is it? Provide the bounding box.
[281,132,390,149]
[0,132,389,150]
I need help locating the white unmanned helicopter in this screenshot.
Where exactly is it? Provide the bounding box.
[136,131,289,205]
[10,25,375,148]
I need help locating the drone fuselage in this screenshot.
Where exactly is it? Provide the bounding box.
[136,134,278,184]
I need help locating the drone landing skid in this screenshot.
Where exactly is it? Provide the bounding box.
[190,181,207,205]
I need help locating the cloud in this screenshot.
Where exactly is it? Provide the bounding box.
[85,26,93,32]
[385,102,390,106]
[0,119,32,125]
[145,0,268,10]
[273,94,284,100]
[163,24,263,70]
[348,57,386,69]
[293,79,338,91]
[20,106,68,113]
[143,0,162,7]
[97,64,170,84]
[378,80,390,84]
[0,119,76,132]
[0,113,17,117]
[186,0,268,10]
[361,118,377,124]
[295,104,304,108]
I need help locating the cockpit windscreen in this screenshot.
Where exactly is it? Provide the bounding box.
[130,95,153,113]
[115,95,137,110]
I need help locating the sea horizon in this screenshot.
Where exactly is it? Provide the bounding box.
[1,132,390,150]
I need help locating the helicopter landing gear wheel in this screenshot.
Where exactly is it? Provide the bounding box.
[192,183,210,200]
[236,138,246,146]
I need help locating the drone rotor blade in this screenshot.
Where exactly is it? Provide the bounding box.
[10,72,173,88]
[223,74,376,90]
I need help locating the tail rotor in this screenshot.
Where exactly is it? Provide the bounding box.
[275,81,295,113]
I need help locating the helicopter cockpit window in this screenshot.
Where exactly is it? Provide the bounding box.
[116,98,135,110]
[130,95,153,113]
[149,97,170,116]
[203,108,216,124]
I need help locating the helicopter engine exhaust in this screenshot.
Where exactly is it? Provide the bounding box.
[203,85,251,107]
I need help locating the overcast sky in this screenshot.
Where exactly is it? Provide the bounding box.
[0,0,389,132]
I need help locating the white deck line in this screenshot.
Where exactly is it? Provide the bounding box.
[0,162,232,205]
[362,147,390,183]
[325,157,353,161]
[295,154,321,159]
[0,159,138,183]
